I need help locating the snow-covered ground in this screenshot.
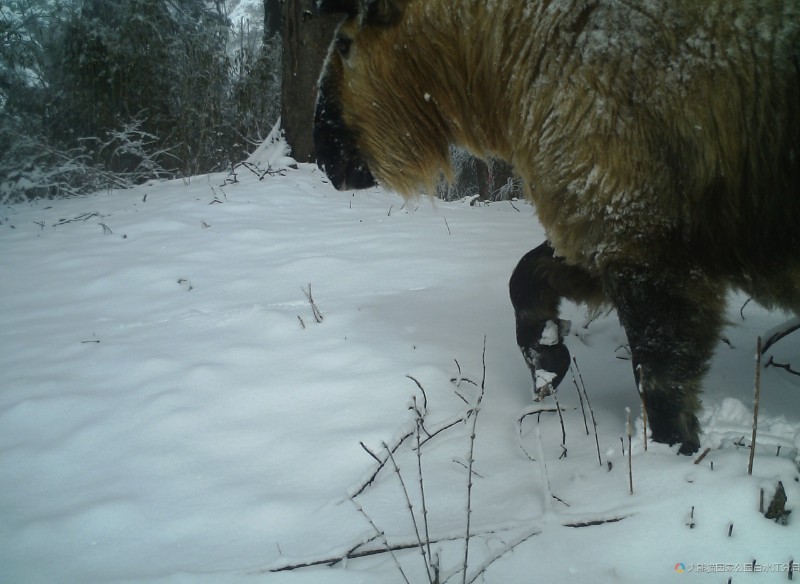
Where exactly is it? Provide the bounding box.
[1,141,798,583]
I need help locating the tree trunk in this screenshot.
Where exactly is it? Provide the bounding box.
[281,0,339,163]
[265,0,281,40]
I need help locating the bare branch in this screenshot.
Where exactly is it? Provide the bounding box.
[765,356,800,377]
[302,283,324,323]
[462,335,487,584]
[383,441,434,582]
[748,337,762,476]
[266,516,629,575]
[761,316,800,355]
[573,357,603,466]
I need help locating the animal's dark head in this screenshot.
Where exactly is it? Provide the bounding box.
[314,0,454,196]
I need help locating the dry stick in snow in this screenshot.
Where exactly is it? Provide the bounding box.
[352,431,414,498]
[267,516,630,574]
[764,355,800,377]
[359,441,382,463]
[302,283,323,323]
[636,365,648,451]
[464,527,542,584]
[406,375,429,413]
[351,499,412,584]
[383,441,433,582]
[412,395,434,581]
[626,407,633,495]
[748,336,762,476]
[694,447,711,465]
[352,377,441,498]
[572,365,590,435]
[267,538,420,574]
[551,391,568,459]
[760,316,800,355]
[573,357,603,466]
[331,533,382,567]
[462,336,487,584]
[516,406,574,462]
[352,410,471,498]
[534,426,554,512]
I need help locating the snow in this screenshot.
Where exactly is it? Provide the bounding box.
[225,0,263,26]
[539,319,562,346]
[1,140,799,583]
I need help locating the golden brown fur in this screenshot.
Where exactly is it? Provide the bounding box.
[315,0,800,453]
[332,0,800,287]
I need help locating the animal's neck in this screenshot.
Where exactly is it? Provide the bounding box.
[403,1,572,159]
[362,0,579,194]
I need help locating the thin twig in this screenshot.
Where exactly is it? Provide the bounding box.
[383,441,433,582]
[693,447,711,465]
[563,515,629,528]
[573,357,603,466]
[328,533,382,567]
[765,356,800,377]
[740,297,752,320]
[760,317,800,354]
[626,407,633,494]
[464,527,541,584]
[534,426,553,511]
[302,283,324,323]
[551,391,567,459]
[418,416,467,448]
[517,406,573,461]
[353,413,466,498]
[267,516,629,574]
[571,365,590,435]
[463,336,487,584]
[359,441,381,463]
[413,401,433,580]
[351,431,415,498]
[350,499,412,584]
[636,365,648,451]
[406,375,429,412]
[748,336,762,476]
[53,212,100,226]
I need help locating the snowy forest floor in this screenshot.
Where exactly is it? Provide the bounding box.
[1,144,799,583]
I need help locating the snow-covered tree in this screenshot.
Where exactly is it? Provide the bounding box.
[0,0,283,202]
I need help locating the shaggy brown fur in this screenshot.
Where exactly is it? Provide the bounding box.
[314,0,800,454]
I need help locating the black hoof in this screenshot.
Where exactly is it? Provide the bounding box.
[677,438,700,456]
[649,409,701,455]
[521,342,571,398]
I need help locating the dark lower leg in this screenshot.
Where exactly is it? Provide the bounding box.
[606,264,724,455]
[510,242,604,397]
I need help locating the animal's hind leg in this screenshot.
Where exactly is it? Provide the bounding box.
[509,242,605,399]
[605,263,726,455]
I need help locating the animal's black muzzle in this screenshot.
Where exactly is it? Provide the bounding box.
[314,82,376,190]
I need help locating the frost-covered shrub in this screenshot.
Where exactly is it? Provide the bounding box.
[0,0,284,202]
[0,118,173,203]
[436,148,522,202]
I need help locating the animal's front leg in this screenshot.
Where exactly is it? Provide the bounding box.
[604,263,725,455]
[510,242,604,399]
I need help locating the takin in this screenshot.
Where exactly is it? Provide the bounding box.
[313,0,800,454]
